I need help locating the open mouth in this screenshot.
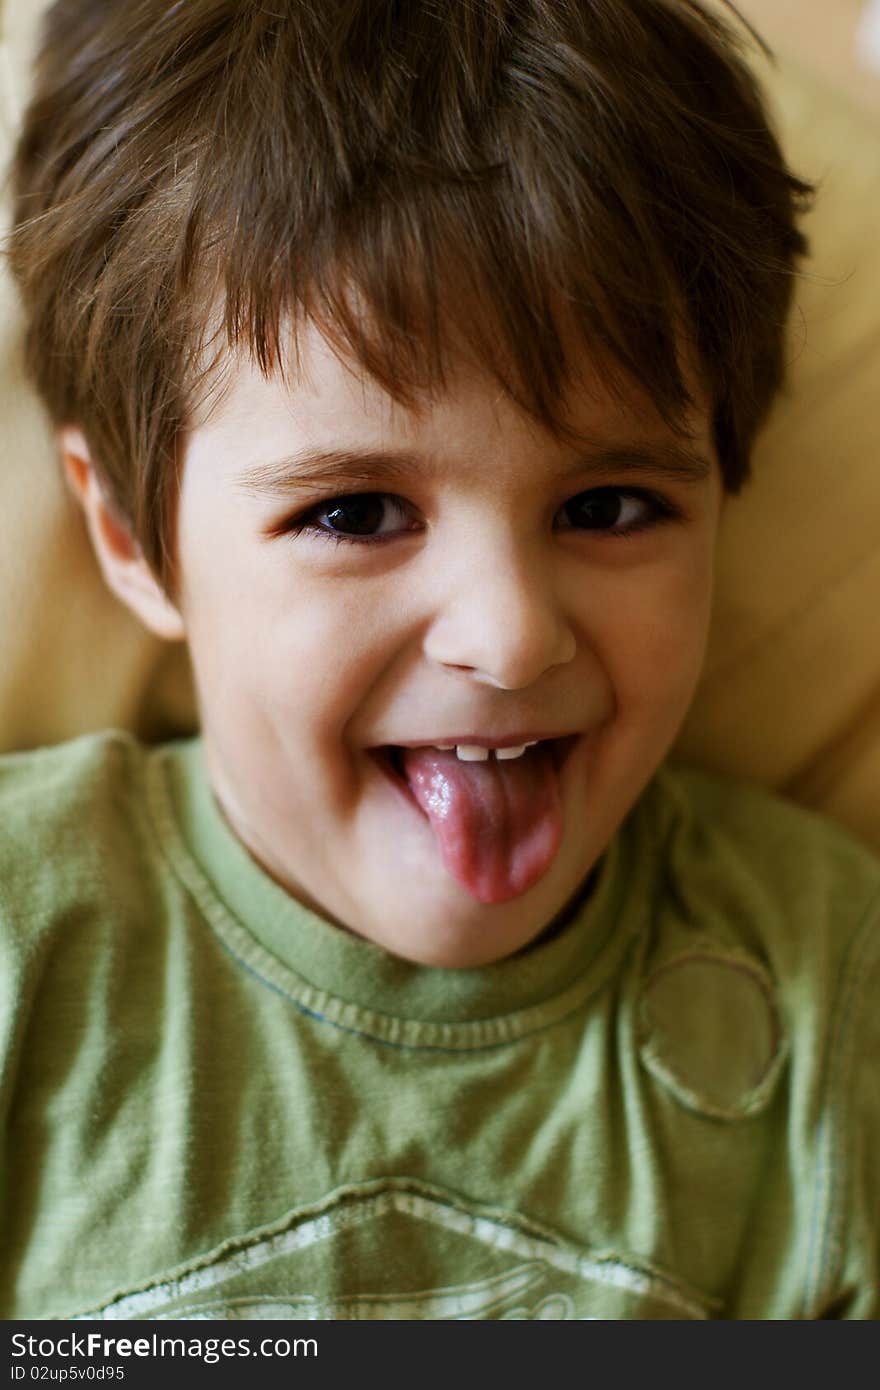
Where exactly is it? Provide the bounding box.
[371,736,578,905]
[376,736,578,796]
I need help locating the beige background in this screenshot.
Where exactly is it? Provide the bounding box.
[734,0,880,117]
[1,1,880,853]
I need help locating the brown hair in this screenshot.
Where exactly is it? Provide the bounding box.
[8,0,811,599]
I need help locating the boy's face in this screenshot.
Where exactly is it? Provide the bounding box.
[152,327,722,967]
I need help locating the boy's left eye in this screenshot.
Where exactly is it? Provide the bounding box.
[556,487,677,535]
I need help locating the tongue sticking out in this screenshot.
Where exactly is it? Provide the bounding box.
[400,745,563,904]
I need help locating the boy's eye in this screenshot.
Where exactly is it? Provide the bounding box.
[282,485,679,546]
[557,487,676,535]
[293,493,416,542]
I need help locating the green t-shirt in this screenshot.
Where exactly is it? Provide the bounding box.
[1,730,878,1320]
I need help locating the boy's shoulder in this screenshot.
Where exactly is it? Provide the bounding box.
[640,760,880,1018]
[656,759,880,896]
[0,725,144,788]
[0,728,160,920]
[0,725,149,821]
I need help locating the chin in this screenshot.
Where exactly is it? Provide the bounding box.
[377,930,532,971]
[356,876,572,970]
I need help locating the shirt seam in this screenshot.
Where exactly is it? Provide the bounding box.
[65,1176,720,1322]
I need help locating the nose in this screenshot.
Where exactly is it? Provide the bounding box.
[423,544,577,690]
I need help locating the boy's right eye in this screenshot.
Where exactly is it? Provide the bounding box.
[288,493,418,544]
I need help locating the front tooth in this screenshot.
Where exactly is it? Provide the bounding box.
[435,744,455,751]
[456,745,490,761]
[496,744,527,760]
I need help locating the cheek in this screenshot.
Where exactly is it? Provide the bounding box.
[585,553,715,711]
[194,563,411,734]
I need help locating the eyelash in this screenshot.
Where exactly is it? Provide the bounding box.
[280,487,683,547]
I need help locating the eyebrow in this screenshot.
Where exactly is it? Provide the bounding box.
[234,441,713,499]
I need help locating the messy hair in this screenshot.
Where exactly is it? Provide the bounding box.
[8,0,811,599]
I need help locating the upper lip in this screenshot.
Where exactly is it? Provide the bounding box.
[378,733,577,749]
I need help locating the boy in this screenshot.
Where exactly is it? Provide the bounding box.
[2,0,878,1319]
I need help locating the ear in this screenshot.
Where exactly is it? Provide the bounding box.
[60,426,186,642]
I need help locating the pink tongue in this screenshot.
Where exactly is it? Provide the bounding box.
[400,745,563,904]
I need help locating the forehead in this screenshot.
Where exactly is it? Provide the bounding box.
[186,320,715,491]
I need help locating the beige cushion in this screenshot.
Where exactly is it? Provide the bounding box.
[675,50,880,853]
[1,5,879,851]
[0,0,197,749]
